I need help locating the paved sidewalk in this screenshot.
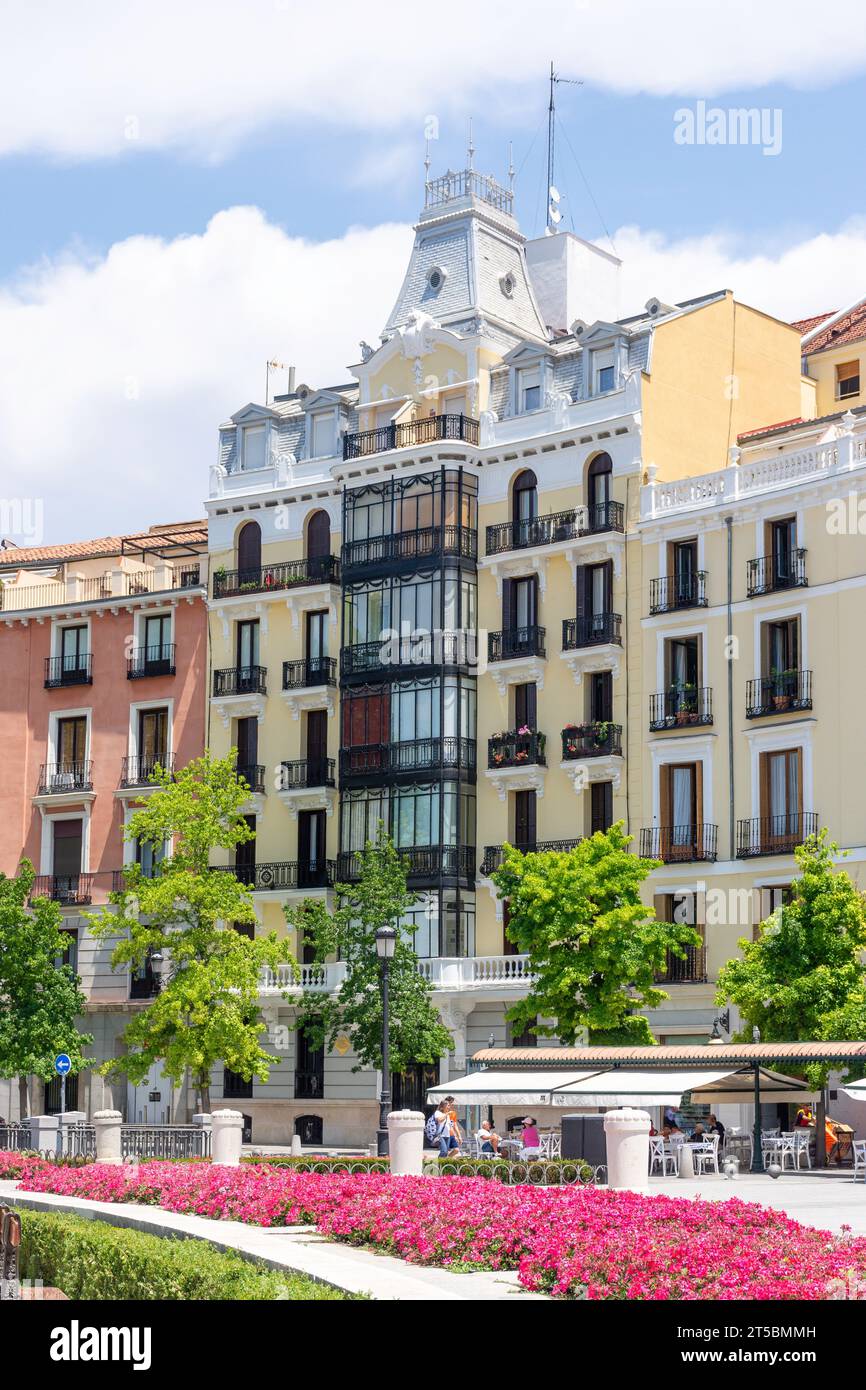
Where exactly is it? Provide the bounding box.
[648,1169,866,1234]
[0,1181,546,1302]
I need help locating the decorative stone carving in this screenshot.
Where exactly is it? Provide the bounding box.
[399,308,437,358]
[359,341,374,362]
[209,462,227,497]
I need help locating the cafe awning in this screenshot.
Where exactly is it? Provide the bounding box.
[842,1078,866,1101]
[550,1066,815,1107]
[426,1070,604,1107]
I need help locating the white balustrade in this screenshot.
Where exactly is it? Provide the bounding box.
[260,954,533,996]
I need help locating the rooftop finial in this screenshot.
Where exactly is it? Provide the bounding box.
[424,137,431,184]
[508,141,515,193]
[467,117,474,172]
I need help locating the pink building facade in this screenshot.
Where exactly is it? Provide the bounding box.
[0,521,208,1121]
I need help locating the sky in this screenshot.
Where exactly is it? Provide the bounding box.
[2,0,866,545]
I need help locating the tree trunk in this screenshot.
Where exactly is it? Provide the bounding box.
[18,1074,29,1120]
[198,1077,211,1114]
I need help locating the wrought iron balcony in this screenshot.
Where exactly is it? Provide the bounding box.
[488,729,546,769]
[649,687,714,731]
[649,571,708,614]
[736,812,819,858]
[747,548,807,597]
[335,845,475,883]
[656,943,708,984]
[562,613,622,650]
[295,1070,324,1100]
[212,555,339,599]
[341,631,475,678]
[282,657,337,689]
[480,839,582,876]
[487,625,546,662]
[44,655,92,688]
[120,753,175,787]
[279,758,335,789]
[38,760,93,795]
[212,665,267,697]
[485,500,624,556]
[30,873,94,905]
[639,824,718,863]
[219,860,335,890]
[746,670,813,718]
[342,412,479,462]
[127,644,176,679]
[341,524,477,571]
[340,736,476,779]
[561,723,622,759]
[237,763,266,794]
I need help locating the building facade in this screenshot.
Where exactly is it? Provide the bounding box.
[0,522,208,1123]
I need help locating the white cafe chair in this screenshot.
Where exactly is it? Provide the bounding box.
[692,1134,720,1176]
[649,1136,676,1176]
[852,1140,866,1182]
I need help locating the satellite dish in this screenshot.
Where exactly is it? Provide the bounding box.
[549,206,562,224]
[549,185,561,202]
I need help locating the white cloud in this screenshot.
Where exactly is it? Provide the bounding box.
[2,206,864,542]
[3,0,866,160]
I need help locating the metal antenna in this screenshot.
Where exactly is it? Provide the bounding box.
[508,140,515,193]
[546,60,583,234]
[467,117,475,172]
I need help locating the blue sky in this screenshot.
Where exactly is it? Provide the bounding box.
[1,0,865,543]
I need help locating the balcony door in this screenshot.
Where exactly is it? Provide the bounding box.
[237,521,261,577]
[661,762,700,859]
[513,789,536,853]
[588,671,612,723]
[306,609,328,681]
[761,748,801,843]
[60,624,88,677]
[52,818,83,893]
[587,452,612,515]
[236,619,260,677]
[236,716,258,784]
[298,809,326,884]
[57,716,87,776]
[306,709,328,784]
[576,561,612,638]
[514,682,537,730]
[671,540,697,603]
[762,617,799,678]
[768,517,796,585]
[235,813,256,882]
[139,707,168,777]
[144,613,171,665]
[508,576,538,630]
[295,1026,325,1099]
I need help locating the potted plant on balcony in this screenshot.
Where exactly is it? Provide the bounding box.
[770,667,795,711]
[592,721,614,752]
[562,722,580,758]
[673,680,697,725]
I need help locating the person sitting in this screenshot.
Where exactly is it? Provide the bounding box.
[476,1120,500,1155]
[690,1122,707,1143]
[707,1113,725,1139]
[521,1117,541,1151]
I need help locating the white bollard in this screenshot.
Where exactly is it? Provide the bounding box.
[291,1134,303,1157]
[211,1109,244,1167]
[386,1109,425,1176]
[93,1109,123,1165]
[603,1107,652,1191]
[678,1143,695,1179]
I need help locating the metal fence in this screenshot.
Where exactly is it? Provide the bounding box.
[120,1126,212,1160]
[0,1125,32,1152]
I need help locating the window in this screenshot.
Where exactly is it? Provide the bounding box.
[590,781,613,834]
[587,452,612,514]
[236,619,260,672]
[59,625,88,675]
[295,1115,323,1145]
[767,517,797,585]
[666,634,701,691]
[509,575,538,630]
[242,424,267,471]
[236,521,261,576]
[138,707,168,776]
[518,367,541,413]
[836,360,860,400]
[752,884,793,939]
[143,613,172,666]
[588,670,613,723]
[295,1026,325,1099]
[310,411,336,459]
[670,539,698,604]
[223,1068,253,1100]
[593,350,615,394]
[513,789,537,851]
[57,715,87,770]
[514,682,537,729]
[235,815,257,879]
[52,818,83,880]
[306,510,331,564]
[512,469,537,525]
[660,761,702,855]
[576,560,612,636]
[56,929,78,976]
[509,1017,537,1048]
[136,835,165,879]
[761,748,801,825]
[762,616,800,678]
[298,809,327,884]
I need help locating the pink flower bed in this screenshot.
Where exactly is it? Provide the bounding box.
[3,1151,864,1299]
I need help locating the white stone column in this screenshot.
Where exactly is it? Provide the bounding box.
[93,1110,123,1165]
[387,1109,425,1177]
[603,1107,651,1191]
[291,1134,303,1157]
[211,1108,244,1166]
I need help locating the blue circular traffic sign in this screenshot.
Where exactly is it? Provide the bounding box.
[54,1054,72,1075]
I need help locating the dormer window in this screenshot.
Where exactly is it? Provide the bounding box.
[242,423,267,472]
[309,411,336,459]
[518,366,541,413]
[500,273,516,299]
[427,266,446,292]
[592,349,616,395]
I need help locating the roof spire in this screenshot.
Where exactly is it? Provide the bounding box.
[467,117,474,172]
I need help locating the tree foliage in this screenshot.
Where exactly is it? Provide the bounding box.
[88,753,295,1108]
[0,860,92,1117]
[716,831,866,1082]
[285,826,454,1074]
[491,823,701,1046]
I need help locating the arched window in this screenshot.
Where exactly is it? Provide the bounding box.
[306,509,331,559]
[512,469,538,528]
[587,453,612,522]
[236,521,262,578]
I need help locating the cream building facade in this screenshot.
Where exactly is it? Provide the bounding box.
[203,164,859,1146]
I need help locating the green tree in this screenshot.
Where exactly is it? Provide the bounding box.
[88,753,295,1111]
[0,860,92,1118]
[492,823,701,1046]
[284,826,454,1074]
[716,831,866,1082]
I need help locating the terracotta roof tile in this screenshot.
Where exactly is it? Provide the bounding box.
[0,519,207,569]
[795,302,866,353]
[474,1041,866,1066]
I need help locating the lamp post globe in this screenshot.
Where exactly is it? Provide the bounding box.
[375,926,398,1155]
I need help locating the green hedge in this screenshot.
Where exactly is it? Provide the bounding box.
[18,1209,351,1300]
[426,1156,595,1185]
[241,1154,390,1173]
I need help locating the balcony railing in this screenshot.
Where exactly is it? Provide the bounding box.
[0,566,202,614]
[341,524,477,570]
[488,730,546,769]
[488,626,546,662]
[648,687,714,731]
[639,825,718,863]
[562,613,622,650]
[261,954,536,996]
[656,943,708,984]
[44,655,93,688]
[212,665,267,697]
[38,760,93,795]
[736,812,819,858]
[747,548,808,597]
[340,736,476,779]
[649,571,708,614]
[282,657,337,690]
[130,966,160,1000]
[30,873,94,905]
[279,758,336,789]
[746,671,813,718]
[237,763,266,794]
[561,723,622,759]
[336,845,475,883]
[485,500,624,556]
[342,412,479,461]
[212,555,340,599]
[295,1070,324,1100]
[219,860,335,890]
[341,631,475,677]
[480,839,582,876]
[120,753,175,787]
[127,644,176,679]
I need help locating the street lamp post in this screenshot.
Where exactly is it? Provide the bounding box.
[375,925,397,1156]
